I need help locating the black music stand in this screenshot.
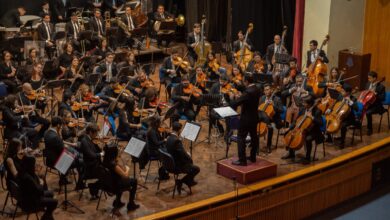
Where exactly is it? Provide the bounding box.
[123,137,148,190]
[42,60,57,80]
[253,73,273,85]
[157,21,176,46]
[106,27,118,48]
[180,122,202,157]
[131,28,148,51]
[54,31,66,41]
[79,30,93,54]
[87,73,101,93]
[328,88,341,99]
[47,79,71,117]
[198,94,223,146]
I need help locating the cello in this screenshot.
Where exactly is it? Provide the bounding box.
[257,91,277,137]
[306,35,330,97]
[358,77,385,112]
[234,23,253,70]
[284,99,320,150]
[325,98,351,134]
[195,15,212,66]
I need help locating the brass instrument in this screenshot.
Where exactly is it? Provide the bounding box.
[104,11,111,29]
[76,11,86,31]
[153,14,185,33]
[116,17,132,36]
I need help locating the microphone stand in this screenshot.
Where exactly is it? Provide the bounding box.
[233,176,240,220]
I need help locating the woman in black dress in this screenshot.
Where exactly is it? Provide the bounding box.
[0,51,19,93]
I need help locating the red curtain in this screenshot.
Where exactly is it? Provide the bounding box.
[292,0,305,68]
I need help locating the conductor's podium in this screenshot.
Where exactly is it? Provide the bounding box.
[217,157,277,185]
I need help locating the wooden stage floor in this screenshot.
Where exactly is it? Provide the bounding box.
[1,58,389,220]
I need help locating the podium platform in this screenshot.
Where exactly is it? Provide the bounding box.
[217,157,277,185]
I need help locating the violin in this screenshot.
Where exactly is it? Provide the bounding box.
[325,98,351,134]
[254,60,265,73]
[196,72,207,88]
[172,56,191,70]
[82,92,100,103]
[183,83,202,98]
[231,73,243,85]
[27,90,47,101]
[257,92,277,137]
[208,59,220,73]
[132,109,151,118]
[68,118,86,128]
[221,83,239,97]
[71,101,90,111]
[113,84,133,97]
[284,99,320,150]
[140,78,155,88]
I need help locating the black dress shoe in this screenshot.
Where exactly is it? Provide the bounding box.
[298,158,310,165]
[176,179,183,195]
[127,202,140,211]
[232,160,247,166]
[281,153,295,160]
[246,156,256,163]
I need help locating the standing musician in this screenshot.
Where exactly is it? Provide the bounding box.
[128,70,152,97]
[0,51,19,93]
[282,74,314,126]
[265,35,285,72]
[166,122,200,192]
[258,84,283,153]
[66,12,82,50]
[53,0,70,22]
[331,84,359,148]
[204,52,223,81]
[187,23,201,66]
[282,96,324,164]
[364,71,386,136]
[233,30,253,53]
[306,40,329,68]
[44,116,85,189]
[0,6,25,27]
[171,76,197,122]
[1,94,40,149]
[229,73,261,166]
[160,49,185,96]
[37,14,56,59]
[246,51,265,74]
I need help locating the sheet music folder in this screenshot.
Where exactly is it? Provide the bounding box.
[124,137,146,158]
[55,149,75,175]
[180,122,201,142]
[213,106,238,118]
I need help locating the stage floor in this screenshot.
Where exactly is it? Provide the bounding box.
[1,55,389,220]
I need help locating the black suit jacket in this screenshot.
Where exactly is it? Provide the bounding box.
[230,84,262,128]
[166,134,193,169]
[89,16,105,35]
[79,135,102,169]
[53,0,70,19]
[153,12,172,21]
[2,106,22,137]
[306,49,329,67]
[233,39,253,53]
[186,32,200,59]
[120,14,137,29]
[44,129,65,167]
[0,9,22,27]
[65,21,80,39]
[96,62,118,82]
[37,22,55,42]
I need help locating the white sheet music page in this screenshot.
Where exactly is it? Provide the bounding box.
[124,137,146,158]
[55,150,75,175]
[214,106,238,118]
[100,121,110,137]
[180,122,201,142]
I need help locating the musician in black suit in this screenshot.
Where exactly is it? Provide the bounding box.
[37,14,56,58]
[104,0,123,16]
[166,122,200,192]
[306,40,329,68]
[282,96,324,164]
[95,52,118,91]
[258,84,283,153]
[229,73,262,166]
[265,35,285,71]
[153,4,174,47]
[160,49,184,97]
[0,6,25,27]
[186,23,201,66]
[120,5,139,48]
[233,30,253,53]
[365,71,386,136]
[43,116,85,188]
[89,9,105,40]
[39,1,52,18]
[53,0,70,22]
[65,12,82,50]
[171,76,196,122]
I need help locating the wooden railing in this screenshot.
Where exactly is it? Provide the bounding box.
[137,137,390,220]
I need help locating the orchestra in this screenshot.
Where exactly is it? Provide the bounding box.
[0,2,388,218]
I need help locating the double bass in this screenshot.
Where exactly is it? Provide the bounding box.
[271,26,288,72]
[306,35,330,97]
[195,15,212,66]
[234,23,253,70]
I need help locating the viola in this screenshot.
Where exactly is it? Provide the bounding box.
[68,118,86,128]
[183,83,202,98]
[232,73,243,85]
[254,61,265,73]
[196,72,207,88]
[325,98,351,134]
[172,56,191,70]
[27,90,47,101]
[82,92,100,103]
[208,59,220,73]
[71,101,89,111]
[113,84,132,97]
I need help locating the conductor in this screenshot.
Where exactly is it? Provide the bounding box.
[229,73,261,166]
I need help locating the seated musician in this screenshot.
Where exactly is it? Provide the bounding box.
[2,95,40,149]
[160,49,185,96]
[79,124,104,198]
[116,101,142,141]
[171,76,197,122]
[331,84,359,148]
[306,40,329,69]
[18,156,58,220]
[78,84,103,122]
[204,52,223,81]
[19,83,50,139]
[192,66,208,93]
[128,70,151,97]
[93,38,114,62]
[0,51,19,93]
[58,42,78,79]
[285,57,300,82]
[4,138,25,185]
[117,51,139,77]
[120,5,140,48]
[146,116,166,157]
[37,14,56,59]
[282,96,324,164]
[143,87,162,115]
[66,12,88,51]
[258,84,283,153]
[187,23,201,66]
[102,145,140,211]
[89,9,105,43]
[281,74,314,126]
[230,65,244,91]
[246,51,265,74]
[28,63,47,90]
[58,90,79,118]
[96,52,118,92]
[153,4,174,47]
[43,116,85,189]
[365,71,386,136]
[166,122,200,192]
[60,110,78,142]
[64,56,85,80]
[25,48,41,67]
[0,6,25,27]
[318,67,343,89]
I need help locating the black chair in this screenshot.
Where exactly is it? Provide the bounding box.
[378,91,390,132]
[157,149,191,198]
[144,155,160,184]
[5,180,41,220]
[95,167,114,211]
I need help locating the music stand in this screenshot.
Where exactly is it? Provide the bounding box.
[79,30,93,55]
[55,149,84,213]
[180,122,201,157]
[197,94,223,146]
[131,28,148,51]
[124,137,148,189]
[106,27,118,48]
[87,73,101,93]
[47,79,71,117]
[253,73,273,84]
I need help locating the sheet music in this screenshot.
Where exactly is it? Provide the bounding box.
[180,122,201,142]
[124,137,146,158]
[214,106,238,118]
[100,121,110,137]
[55,150,75,175]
